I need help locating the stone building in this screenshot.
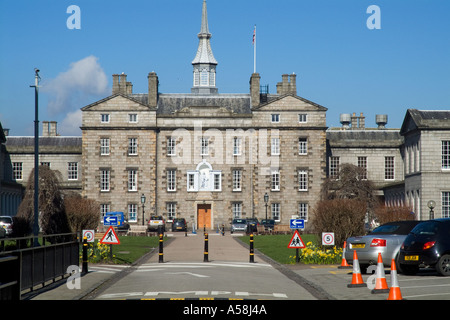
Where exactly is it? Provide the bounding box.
[327,113,405,194]
[80,0,327,230]
[2,1,449,228]
[396,109,450,219]
[4,121,82,193]
[1,123,23,215]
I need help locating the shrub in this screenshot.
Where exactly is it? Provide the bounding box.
[311,198,367,247]
[65,194,101,233]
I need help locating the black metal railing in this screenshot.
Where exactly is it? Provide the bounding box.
[0,233,79,300]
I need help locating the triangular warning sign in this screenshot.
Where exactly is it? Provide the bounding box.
[100,226,121,245]
[288,230,305,249]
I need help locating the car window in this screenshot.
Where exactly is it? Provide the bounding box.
[0,217,12,224]
[233,219,246,224]
[369,221,419,235]
[370,225,400,234]
[410,221,440,235]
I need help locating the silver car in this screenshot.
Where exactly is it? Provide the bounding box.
[345,220,421,273]
[231,219,247,234]
[0,216,13,236]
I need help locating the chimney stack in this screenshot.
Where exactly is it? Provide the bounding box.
[148,72,159,108]
[112,73,133,95]
[42,121,58,137]
[276,73,297,95]
[250,73,260,107]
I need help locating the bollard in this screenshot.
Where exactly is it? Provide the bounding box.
[204,233,209,262]
[159,233,164,263]
[249,234,255,263]
[82,236,88,274]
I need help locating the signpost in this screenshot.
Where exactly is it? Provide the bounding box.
[322,232,335,246]
[103,215,119,226]
[82,230,95,243]
[288,230,306,263]
[100,226,121,260]
[290,219,305,230]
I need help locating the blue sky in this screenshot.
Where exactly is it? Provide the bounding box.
[0,0,449,136]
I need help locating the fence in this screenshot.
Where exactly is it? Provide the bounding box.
[0,233,79,300]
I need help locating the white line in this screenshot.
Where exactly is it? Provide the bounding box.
[165,272,210,278]
[403,292,450,299]
[139,262,272,269]
[401,284,450,289]
[90,266,129,273]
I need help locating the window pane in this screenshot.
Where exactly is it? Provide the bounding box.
[442,141,450,169]
[385,156,395,180]
[68,162,78,180]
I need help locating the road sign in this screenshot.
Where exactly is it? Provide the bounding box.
[100,226,120,245]
[287,230,306,249]
[290,219,305,229]
[104,215,119,226]
[82,229,95,243]
[322,232,335,246]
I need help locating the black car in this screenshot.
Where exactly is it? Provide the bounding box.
[246,218,259,234]
[399,218,450,276]
[261,219,275,231]
[172,218,187,232]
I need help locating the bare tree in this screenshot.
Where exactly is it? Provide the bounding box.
[374,205,415,225]
[312,199,367,247]
[16,165,71,235]
[65,194,101,233]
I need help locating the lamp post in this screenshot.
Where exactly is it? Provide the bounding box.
[427,200,435,220]
[264,192,269,220]
[141,194,146,226]
[30,69,40,245]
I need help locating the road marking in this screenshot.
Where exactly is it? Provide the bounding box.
[90,265,129,273]
[404,292,450,299]
[165,272,210,278]
[98,291,288,299]
[139,262,272,269]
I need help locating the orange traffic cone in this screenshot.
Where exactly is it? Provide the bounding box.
[338,241,352,269]
[387,259,403,300]
[371,252,390,294]
[347,250,367,288]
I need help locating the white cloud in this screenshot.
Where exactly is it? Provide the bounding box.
[60,109,82,136]
[43,55,109,116]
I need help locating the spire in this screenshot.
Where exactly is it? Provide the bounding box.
[200,0,210,35]
[191,0,218,94]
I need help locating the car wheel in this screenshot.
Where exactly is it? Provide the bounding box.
[436,254,450,276]
[400,264,419,275]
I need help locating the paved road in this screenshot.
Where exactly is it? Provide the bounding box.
[288,263,450,300]
[90,232,321,300]
[28,232,450,301]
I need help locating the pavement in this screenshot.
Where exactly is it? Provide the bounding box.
[25,231,333,300]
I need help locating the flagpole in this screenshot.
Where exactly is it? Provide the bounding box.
[253,25,256,73]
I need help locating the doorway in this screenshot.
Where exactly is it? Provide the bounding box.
[197,204,211,230]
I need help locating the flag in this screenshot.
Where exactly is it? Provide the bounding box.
[252,25,256,45]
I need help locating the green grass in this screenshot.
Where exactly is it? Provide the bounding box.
[239,234,320,264]
[92,236,165,265]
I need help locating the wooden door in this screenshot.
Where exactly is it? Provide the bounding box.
[197,204,211,230]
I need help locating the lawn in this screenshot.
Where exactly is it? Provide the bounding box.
[85,235,165,264]
[239,234,320,264]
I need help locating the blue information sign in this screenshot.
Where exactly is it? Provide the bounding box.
[104,215,119,226]
[290,219,305,229]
